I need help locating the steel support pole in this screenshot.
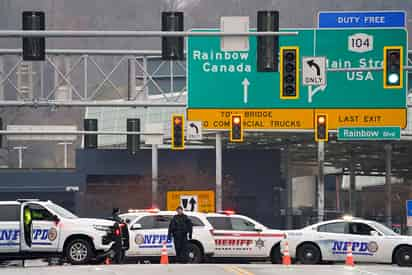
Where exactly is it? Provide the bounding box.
[283,147,293,229]
[385,143,392,227]
[317,141,325,222]
[152,144,158,208]
[0,56,4,100]
[83,55,88,99]
[216,132,223,212]
[13,146,27,169]
[349,157,356,215]
[128,57,136,100]
[142,57,149,99]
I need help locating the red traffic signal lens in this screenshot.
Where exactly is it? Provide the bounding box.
[174,117,182,125]
[233,116,241,125]
[317,115,326,124]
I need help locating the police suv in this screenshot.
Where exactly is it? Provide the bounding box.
[120,209,284,263]
[120,209,215,263]
[283,216,412,266]
[0,200,122,265]
[205,211,284,263]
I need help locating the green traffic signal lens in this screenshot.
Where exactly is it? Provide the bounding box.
[388,73,399,84]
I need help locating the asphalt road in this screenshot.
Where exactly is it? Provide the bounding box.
[0,263,411,275]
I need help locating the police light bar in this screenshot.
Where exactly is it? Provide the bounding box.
[128,208,160,213]
[342,215,354,221]
[219,210,236,215]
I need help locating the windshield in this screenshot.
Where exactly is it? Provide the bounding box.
[370,221,398,236]
[46,202,78,219]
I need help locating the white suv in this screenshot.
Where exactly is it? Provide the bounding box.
[0,200,121,265]
[120,209,215,263]
[205,211,284,263]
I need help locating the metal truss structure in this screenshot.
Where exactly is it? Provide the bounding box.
[0,49,187,107]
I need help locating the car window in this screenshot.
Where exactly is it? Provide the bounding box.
[230,217,256,231]
[349,222,375,235]
[318,222,347,234]
[153,215,172,229]
[0,205,20,222]
[207,217,231,230]
[29,204,55,221]
[188,216,205,227]
[137,216,155,229]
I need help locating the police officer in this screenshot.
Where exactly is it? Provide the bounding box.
[111,208,124,264]
[167,206,193,263]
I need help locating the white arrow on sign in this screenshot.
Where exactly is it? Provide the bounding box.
[308,85,327,103]
[242,78,250,104]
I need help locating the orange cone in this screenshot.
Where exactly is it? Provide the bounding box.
[345,242,354,267]
[160,241,169,265]
[282,240,291,265]
[104,257,111,265]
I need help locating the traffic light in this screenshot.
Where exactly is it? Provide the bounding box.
[383,46,403,89]
[315,114,328,142]
[257,10,279,72]
[161,12,184,60]
[280,46,299,99]
[22,11,45,61]
[84,119,98,149]
[171,114,184,150]
[127,118,140,155]
[230,114,243,142]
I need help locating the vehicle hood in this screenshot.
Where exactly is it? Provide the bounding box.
[70,218,116,227]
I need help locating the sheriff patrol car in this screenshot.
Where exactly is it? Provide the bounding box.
[0,200,121,265]
[120,209,284,263]
[120,209,215,263]
[205,211,284,263]
[283,216,412,266]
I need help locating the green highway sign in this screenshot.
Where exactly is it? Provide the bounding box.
[337,126,401,141]
[187,28,407,109]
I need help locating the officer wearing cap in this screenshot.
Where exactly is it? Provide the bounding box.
[167,206,193,263]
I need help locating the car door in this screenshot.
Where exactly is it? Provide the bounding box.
[346,222,388,263]
[128,215,173,257]
[316,221,349,261]
[207,216,261,257]
[22,203,60,252]
[0,204,20,253]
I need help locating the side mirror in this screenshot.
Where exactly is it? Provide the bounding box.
[131,223,142,230]
[53,215,60,223]
[370,230,379,236]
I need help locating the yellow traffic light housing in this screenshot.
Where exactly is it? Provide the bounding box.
[280,46,299,99]
[230,114,243,142]
[315,114,328,142]
[171,114,185,150]
[383,46,403,89]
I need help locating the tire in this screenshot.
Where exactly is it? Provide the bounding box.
[187,243,203,263]
[297,243,321,265]
[65,238,94,265]
[270,245,282,264]
[394,246,412,267]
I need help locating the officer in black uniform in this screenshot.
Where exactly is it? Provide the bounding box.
[167,206,193,263]
[111,208,124,264]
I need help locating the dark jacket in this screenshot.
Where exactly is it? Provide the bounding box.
[168,214,193,240]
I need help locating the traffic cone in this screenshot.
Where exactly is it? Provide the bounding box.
[160,241,169,265]
[104,257,111,265]
[345,242,354,267]
[282,240,291,265]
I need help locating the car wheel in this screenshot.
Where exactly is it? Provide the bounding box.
[187,243,203,263]
[270,245,282,264]
[65,238,94,265]
[395,246,412,267]
[297,243,321,264]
